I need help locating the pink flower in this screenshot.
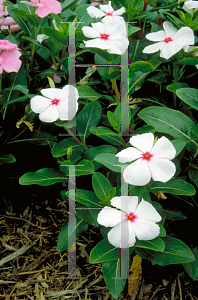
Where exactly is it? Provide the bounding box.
[0,17,20,32]
[97,196,162,248]
[0,0,8,16]
[0,40,18,51]
[20,0,61,18]
[0,51,21,73]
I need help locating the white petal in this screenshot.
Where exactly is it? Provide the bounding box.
[129,132,154,153]
[151,136,176,159]
[36,34,49,43]
[115,147,142,163]
[106,36,129,54]
[82,26,101,38]
[113,7,125,16]
[185,1,198,9]
[39,105,59,123]
[135,199,162,222]
[97,207,126,227]
[59,85,79,102]
[123,159,151,186]
[105,17,126,36]
[41,88,61,100]
[30,95,51,113]
[132,219,160,240]
[163,21,178,37]
[86,6,105,18]
[160,42,184,59]
[108,220,136,248]
[145,30,167,41]
[99,2,114,13]
[84,38,109,49]
[56,100,78,120]
[148,158,176,182]
[110,196,138,213]
[174,27,194,45]
[92,22,107,34]
[143,42,164,54]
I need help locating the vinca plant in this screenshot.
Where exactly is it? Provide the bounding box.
[1,0,198,298]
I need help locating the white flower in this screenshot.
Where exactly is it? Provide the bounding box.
[97,196,162,248]
[30,85,79,123]
[183,0,198,14]
[82,17,129,55]
[87,1,125,22]
[142,21,194,59]
[184,45,198,68]
[116,132,176,186]
[36,34,49,43]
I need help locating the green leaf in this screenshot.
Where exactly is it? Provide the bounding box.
[188,167,198,187]
[128,0,144,16]
[164,208,187,221]
[42,27,68,46]
[66,189,102,207]
[4,85,29,95]
[114,102,131,133]
[90,126,124,146]
[128,24,140,36]
[129,61,154,95]
[8,7,31,35]
[19,168,67,186]
[171,140,186,156]
[76,209,99,227]
[75,4,92,28]
[166,82,189,93]
[61,0,76,10]
[57,218,88,253]
[107,111,120,132]
[150,179,195,196]
[77,47,114,62]
[92,172,112,201]
[178,57,198,65]
[94,153,130,172]
[135,237,165,252]
[61,160,95,176]
[176,88,198,110]
[138,106,196,144]
[102,259,128,299]
[151,236,195,266]
[133,125,155,135]
[77,85,102,101]
[183,247,198,280]
[76,102,102,141]
[90,238,134,263]
[0,153,16,165]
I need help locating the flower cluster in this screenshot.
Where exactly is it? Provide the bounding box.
[82,1,129,55]
[143,21,194,59]
[0,40,21,73]
[97,196,162,248]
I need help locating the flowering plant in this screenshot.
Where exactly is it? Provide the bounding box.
[0,0,198,299]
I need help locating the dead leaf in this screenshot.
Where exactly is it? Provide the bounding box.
[162,278,170,287]
[128,255,142,299]
[154,191,167,200]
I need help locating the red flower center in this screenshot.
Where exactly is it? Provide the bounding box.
[100,33,109,40]
[163,37,173,43]
[142,151,153,161]
[193,53,198,57]
[51,98,60,105]
[106,12,113,16]
[127,212,137,223]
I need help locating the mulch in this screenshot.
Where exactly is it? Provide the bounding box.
[0,192,198,300]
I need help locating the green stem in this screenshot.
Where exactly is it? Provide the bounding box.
[66,128,88,150]
[109,65,120,104]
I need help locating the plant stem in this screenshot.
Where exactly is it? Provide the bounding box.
[66,128,88,150]
[109,66,120,104]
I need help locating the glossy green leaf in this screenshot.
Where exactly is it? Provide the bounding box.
[57,217,88,253]
[66,189,102,207]
[135,237,165,252]
[94,153,130,172]
[90,238,134,263]
[90,126,124,146]
[183,247,198,280]
[176,88,198,110]
[52,139,84,157]
[76,209,99,227]
[114,102,131,132]
[61,160,95,176]
[164,208,187,220]
[188,167,198,187]
[42,27,68,46]
[107,111,120,132]
[166,82,188,93]
[77,85,102,101]
[138,106,196,144]
[76,102,102,140]
[129,61,153,95]
[171,140,186,156]
[150,179,195,196]
[92,172,112,201]
[102,259,127,299]
[128,0,144,16]
[0,153,16,165]
[19,168,67,186]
